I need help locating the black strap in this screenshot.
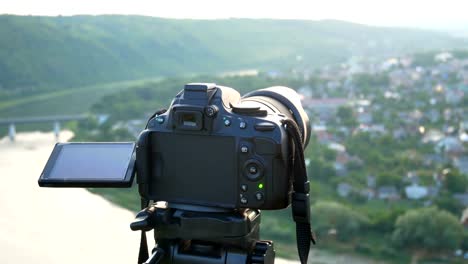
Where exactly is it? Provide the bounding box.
[139,109,165,264]
[138,198,150,264]
[282,119,316,264]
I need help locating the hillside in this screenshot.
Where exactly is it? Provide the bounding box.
[1,15,466,98]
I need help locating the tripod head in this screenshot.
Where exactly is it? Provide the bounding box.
[131,203,275,264]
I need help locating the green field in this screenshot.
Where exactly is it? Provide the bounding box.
[0,78,161,118]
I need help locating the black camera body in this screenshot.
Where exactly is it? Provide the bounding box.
[136,83,301,210]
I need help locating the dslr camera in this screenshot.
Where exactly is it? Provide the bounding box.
[136,83,310,210]
[38,83,314,264]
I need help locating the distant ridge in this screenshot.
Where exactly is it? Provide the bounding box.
[0,15,465,95]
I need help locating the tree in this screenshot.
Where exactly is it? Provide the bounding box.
[336,106,357,127]
[434,192,464,215]
[370,208,405,234]
[376,172,402,188]
[312,201,370,242]
[444,169,468,193]
[322,147,337,162]
[392,207,464,263]
[308,159,335,182]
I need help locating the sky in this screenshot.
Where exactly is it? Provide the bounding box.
[2,0,468,32]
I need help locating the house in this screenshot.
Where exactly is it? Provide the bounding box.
[460,120,468,132]
[453,156,468,175]
[434,52,453,62]
[393,127,408,140]
[337,183,353,198]
[377,186,401,200]
[425,109,440,123]
[328,142,346,153]
[423,153,448,167]
[454,193,468,207]
[266,70,282,78]
[427,185,440,197]
[405,184,429,200]
[409,109,423,122]
[348,155,364,168]
[459,132,468,143]
[381,58,399,71]
[359,188,376,200]
[96,114,110,125]
[334,162,348,177]
[445,89,464,105]
[312,125,333,144]
[356,124,386,136]
[334,151,350,177]
[435,136,465,155]
[443,108,452,121]
[357,112,373,124]
[327,80,341,90]
[302,98,350,122]
[367,175,377,189]
[301,98,349,112]
[403,172,420,185]
[384,91,401,100]
[461,208,468,226]
[422,129,444,144]
[297,86,312,98]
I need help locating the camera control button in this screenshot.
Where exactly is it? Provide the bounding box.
[254,122,276,131]
[249,165,257,174]
[205,105,218,117]
[239,121,247,129]
[155,116,165,124]
[223,119,231,126]
[240,184,248,192]
[255,192,264,201]
[240,196,248,204]
[243,160,264,181]
[240,146,249,153]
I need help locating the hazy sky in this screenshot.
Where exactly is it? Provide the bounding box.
[2,0,468,30]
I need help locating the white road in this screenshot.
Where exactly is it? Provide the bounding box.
[0,131,298,264]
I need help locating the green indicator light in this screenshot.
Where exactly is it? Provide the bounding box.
[258,183,264,189]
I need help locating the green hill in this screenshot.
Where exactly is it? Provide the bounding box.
[1,15,465,98]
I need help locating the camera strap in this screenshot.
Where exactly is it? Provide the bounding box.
[137,109,165,264]
[282,119,316,264]
[138,198,150,264]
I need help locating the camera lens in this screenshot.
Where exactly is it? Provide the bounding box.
[242,87,310,147]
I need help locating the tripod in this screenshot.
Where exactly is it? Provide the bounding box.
[131,203,275,264]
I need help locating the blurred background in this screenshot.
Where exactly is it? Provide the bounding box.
[1,1,468,263]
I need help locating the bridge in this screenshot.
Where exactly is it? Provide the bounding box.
[0,115,89,141]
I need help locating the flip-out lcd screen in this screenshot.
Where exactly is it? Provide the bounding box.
[38,143,136,187]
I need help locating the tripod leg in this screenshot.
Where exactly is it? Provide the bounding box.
[144,247,165,264]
